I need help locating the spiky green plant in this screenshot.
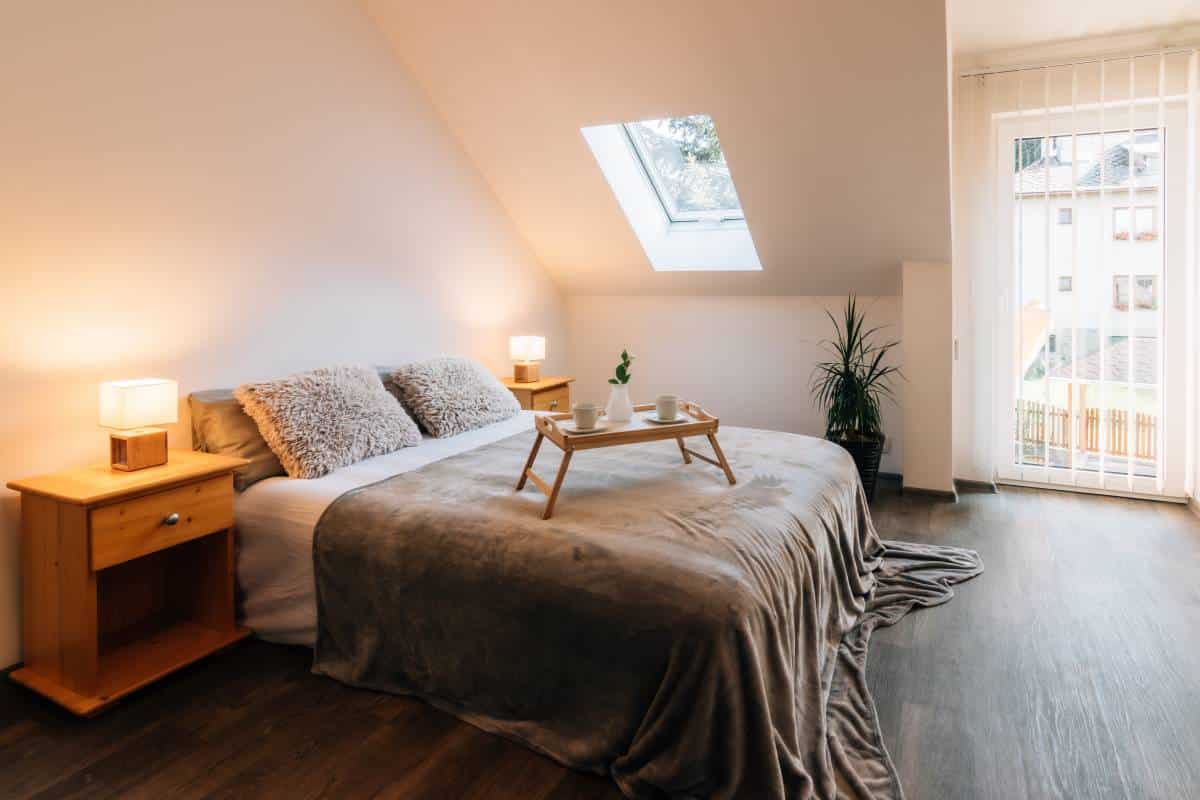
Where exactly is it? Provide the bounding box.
[811,296,901,440]
[607,348,635,385]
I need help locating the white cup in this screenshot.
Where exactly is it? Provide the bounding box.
[573,402,600,430]
[655,394,680,421]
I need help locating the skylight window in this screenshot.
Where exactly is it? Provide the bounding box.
[582,113,760,272]
[624,116,743,223]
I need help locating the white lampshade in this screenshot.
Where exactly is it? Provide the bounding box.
[99,378,179,430]
[509,336,546,363]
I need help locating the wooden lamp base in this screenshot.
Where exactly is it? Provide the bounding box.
[513,362,541,383]
[109,428,168,471]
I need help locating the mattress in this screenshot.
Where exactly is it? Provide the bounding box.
[235,411,538,644]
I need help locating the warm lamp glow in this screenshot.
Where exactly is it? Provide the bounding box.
[509,336,546,363]
[99,378,179,430]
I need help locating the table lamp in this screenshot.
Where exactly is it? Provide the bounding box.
[99,378,179,471]
[509,336,546,383]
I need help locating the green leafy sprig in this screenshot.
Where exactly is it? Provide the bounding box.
[608,349,635,385]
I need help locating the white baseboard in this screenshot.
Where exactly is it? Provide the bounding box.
[996,478,1187,504]
[1188,496,1200,519]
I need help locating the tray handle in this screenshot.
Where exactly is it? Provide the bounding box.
[680,400,715,422]
[535,413,563,437]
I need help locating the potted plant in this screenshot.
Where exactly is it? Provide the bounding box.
[811,296,900,501]
[605,348,636,422]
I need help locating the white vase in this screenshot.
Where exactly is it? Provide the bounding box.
[605,383,634,422]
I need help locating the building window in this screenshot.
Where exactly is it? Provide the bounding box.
[1114,275,1159,311]
[1058,276,1072,292]
[1135,207,1158,241]
[1135,275,1158,309]
[1113,206,1158,241]
[1057,208,1073,225]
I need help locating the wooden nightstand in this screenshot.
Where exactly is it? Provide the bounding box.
[6,450,251,716]
[502,376,575,412]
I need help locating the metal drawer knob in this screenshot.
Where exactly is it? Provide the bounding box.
[163,512,180,527]
[549,400,559,410]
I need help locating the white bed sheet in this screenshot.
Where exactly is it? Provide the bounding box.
[235,411,537,645]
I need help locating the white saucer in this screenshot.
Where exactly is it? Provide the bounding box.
[644,413,687,425]
[562,420,608,434]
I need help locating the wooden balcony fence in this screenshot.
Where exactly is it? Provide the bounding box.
[1016,400,1157,461]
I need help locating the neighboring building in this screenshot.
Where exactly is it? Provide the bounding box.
[1014,129,1162,417]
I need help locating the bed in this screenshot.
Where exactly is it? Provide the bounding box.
[235,411,537,645]
[232,411,981,799]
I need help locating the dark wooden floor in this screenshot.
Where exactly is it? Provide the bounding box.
[3,483,1199,799]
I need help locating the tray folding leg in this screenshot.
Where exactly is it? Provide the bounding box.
[515,432,544,491]
[516,433,576,520]
[541,450,574,520]
[678,435,737,486]
[706,433,737,485]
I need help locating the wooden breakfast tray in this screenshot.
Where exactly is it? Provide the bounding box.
[515,400,736,519]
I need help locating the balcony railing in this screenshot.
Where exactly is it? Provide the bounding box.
[1016,400,1157,461]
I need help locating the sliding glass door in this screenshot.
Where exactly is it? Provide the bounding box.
[993,57,1191,497]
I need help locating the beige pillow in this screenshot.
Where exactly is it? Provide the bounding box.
[386,357,520,438]
[235,365,420,479]
[189,390,285,491]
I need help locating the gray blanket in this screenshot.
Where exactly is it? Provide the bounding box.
[312,427,981,799]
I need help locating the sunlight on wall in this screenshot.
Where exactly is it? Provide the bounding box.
[0,0,566,671]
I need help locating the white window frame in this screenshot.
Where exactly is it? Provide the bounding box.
[622,123,745,225]
[581,122,762,272]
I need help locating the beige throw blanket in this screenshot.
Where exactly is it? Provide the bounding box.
[312,427,982,799]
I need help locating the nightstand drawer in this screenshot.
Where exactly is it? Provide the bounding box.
[531,386,570,412]
[90,474,234,570]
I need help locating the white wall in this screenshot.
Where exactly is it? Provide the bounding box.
[567,296,903,473]
[902,262,956,493]
[0,0,565,669]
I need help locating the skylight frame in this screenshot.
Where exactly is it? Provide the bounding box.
[581,118,761,272]
[621,121,746,226]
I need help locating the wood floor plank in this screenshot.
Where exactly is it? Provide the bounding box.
[870,484,1200,800]
[1,484,1197,799]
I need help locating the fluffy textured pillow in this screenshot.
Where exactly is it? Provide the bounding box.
[234,365,421,479]
[386,357,520,438]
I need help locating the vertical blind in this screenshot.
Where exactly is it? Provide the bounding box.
[953,48,1200,498]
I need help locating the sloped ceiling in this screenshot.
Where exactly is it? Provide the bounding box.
[366,0,953,296]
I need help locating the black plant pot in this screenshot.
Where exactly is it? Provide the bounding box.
[828,432,884,502]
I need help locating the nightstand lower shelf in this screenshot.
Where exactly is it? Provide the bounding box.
[11,621,250,716]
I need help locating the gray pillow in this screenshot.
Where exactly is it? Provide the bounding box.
[234,365,421,479]
[189,390,286,491]
[386,357,520,438]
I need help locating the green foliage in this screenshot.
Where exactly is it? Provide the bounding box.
[607,348,635,385]
[811,296,901,439]
[1014,137,1043,172]
[667,115,722,164]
